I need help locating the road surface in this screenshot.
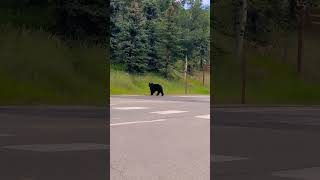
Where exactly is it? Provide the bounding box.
[213,106,320,180]
[111,95,210,180]
[5,97,318,179]
[0,106,108,180]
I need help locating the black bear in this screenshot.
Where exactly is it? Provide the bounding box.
[149,82,164,96]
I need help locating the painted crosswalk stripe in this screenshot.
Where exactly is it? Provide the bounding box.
[112,107,150,110]
[111,119,168,126]
[150,110,188,115]
[3,143,109,152]
[195,114,210,119]
[212,155,248,162]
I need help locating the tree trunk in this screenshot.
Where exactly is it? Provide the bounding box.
[296,0,306,77]
[282,41,288,64]
[241,51,247,104]
[235,0,247,104]
[297,15,303,76]
[236,0,247,59]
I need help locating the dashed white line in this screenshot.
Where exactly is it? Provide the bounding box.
[212,155,248,162]
[195,114,210,119]
[112,107,150,110]
[114,95,140,97]
[0,134,15,137]
[129,100,177,103]
[150,110,188,115]
[110,119,168,126]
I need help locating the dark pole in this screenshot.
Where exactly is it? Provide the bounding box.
[241,52,246,104]
[297,13,303,76]
[202,65,205,86]
[238,0,248,104]
[297,1,305,77]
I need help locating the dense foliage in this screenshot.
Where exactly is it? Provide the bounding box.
[111,0,210,77]
[215,0,320,46]
[0,0,108,43]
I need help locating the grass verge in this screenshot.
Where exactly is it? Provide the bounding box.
[110,69,210,95]
[0,25,106,105]
[214,53,320,104]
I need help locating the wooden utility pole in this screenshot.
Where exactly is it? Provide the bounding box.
[184,54,188,94]
[202,58,205,86]
[202,67,205,86]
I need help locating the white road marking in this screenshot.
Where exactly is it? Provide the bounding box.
[111,119,168,126]
[111,100,177,104]
[195,114,210,119]
[150,110,188,115]
[114,95,140,96]
[212,155,248,162]
[0,134,15,137]
[130,100,176,103]
[112,107,150,110]
[272,167,320,180]
[3,143,109,152]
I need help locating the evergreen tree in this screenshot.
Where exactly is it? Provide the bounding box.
[116,0,149,74]
[156,0,183,77]
[49,0,108,43]
[110,0,210,77]
[143,0,162,73]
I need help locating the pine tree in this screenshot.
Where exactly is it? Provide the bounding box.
[143,0,162,73]
[116,0,149,74]
[156,0,183,77]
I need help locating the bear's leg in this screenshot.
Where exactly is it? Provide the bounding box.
[151,90,154,96]
[160,90,164,96]
[156,91,160,96]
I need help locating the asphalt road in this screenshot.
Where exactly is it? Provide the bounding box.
[3,96,318,180]
[111,95,210,180]
[0,106,108,180]
[213,106,320,180]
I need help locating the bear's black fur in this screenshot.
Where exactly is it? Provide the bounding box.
[149,82,164,96]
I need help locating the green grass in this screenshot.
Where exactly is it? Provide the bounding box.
[214,53,320,104]
[110,69,210,95]
[0,25,106,105]
[213,30,320,104]
[5,24,320,104]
